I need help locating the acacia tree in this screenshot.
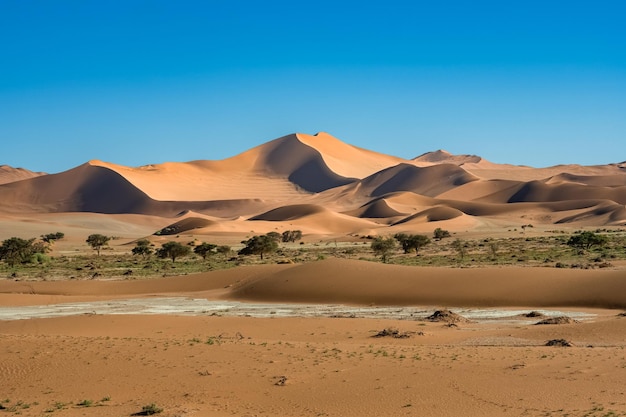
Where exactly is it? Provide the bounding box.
[371,236,396,263]
[216,245,231,258]
[41,232,65,244]
[451,238,467,261]
[282,230,302,243]
[194,242,217,260]
[131,239,153,259]
[239,234,278,260]
[156,241,191,263]
[567,231,608,251]
[0,237,36,267]
[433,228,450,240]
[394,233,430,256]
[86,234,110,256]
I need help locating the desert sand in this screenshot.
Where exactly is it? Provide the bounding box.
[1,132,626,416]
[1,260,626,416]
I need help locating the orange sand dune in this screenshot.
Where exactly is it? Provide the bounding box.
[1,132,625,228]
[343,199,407,219]
[392,206,465,225]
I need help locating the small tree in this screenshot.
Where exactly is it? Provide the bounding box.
[394,233,430,256]
[86,234,110,256]
[41,232,65,244]
[266,232,282,243]
[452,238,467,261]
[487,241,499,260]
[0,237,36,267]
[371,236,396,263]
[216,245,231,258]
[156,241,191,263]
[132,239,153,259]
[567,231,608,251]
[239,235,278,260]
[433,228,451,240]
[194,242,217,260]
[282,230,303,243]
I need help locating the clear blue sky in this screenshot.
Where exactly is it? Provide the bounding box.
[1,0,625,173]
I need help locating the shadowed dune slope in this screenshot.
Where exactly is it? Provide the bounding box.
[351,163,479,198]
[508,181,626,204]
[250,204,327,221]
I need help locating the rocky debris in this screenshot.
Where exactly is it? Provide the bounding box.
[425,309,471,324]
[535,316,579,325]
[545,339,574,347]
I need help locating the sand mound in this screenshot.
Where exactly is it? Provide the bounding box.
[344,199,407,219]
[250,204,327,221]
[155,217,216,235]
[393,206,464,225]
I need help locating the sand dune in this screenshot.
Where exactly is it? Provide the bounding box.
[393,206,465,224]
[1,132,625,230]
[413,149,482,165]
[343,199,407,219]
[0,165,45,185]
[1,258,624,309]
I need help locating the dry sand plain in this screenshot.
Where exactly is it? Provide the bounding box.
[1,260,626,417]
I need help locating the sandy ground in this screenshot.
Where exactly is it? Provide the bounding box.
[1,260,626,417]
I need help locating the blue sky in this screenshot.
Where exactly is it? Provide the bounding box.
[1,0,625,173]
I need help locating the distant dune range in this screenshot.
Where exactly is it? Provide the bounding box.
[1,132,625,235]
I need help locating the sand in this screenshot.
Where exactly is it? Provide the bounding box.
[1,259,626,416]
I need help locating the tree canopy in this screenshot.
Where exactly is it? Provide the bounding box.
[238,234,278,260]
[371,236,396,263]
[131,239,153,258]
[282,230,303,243]
[86,234,111,256]
[194,242,217,260]
[394,233,431,256]
[156,241,191,262]
[0,237,37,267]
[567,231,608,251]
